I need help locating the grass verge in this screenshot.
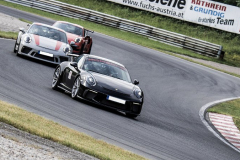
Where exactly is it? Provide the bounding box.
[0,100,146,160]
[207,99,240,130]
[0,30,17,39]
[0,0,240,68]
[19,18,32,24]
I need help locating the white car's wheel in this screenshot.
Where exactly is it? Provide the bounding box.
[13,39,20,56]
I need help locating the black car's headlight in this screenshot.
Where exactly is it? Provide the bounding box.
[75,37,82,43]
[133,88,142,99]
[24,36,32,43]
[86,75,96,86]
[63,46,71,55]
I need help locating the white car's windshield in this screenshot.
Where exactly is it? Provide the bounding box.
[53,22,83,36]
[83,58,131,83]
[28,24,67,43]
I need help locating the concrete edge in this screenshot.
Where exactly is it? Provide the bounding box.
[199,97,240,153]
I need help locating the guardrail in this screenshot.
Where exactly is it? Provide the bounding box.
[5,0,224,59]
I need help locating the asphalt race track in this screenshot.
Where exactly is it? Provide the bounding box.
[0,5,240,160]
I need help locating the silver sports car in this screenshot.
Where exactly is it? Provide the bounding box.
[13,23,73,64]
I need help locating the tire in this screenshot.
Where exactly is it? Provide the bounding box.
[52,66,61,90]
[71,77,81,99]
[87,44,92,54]
[13,39,20,56]
[126,113,138,119]
[79,43,85,55]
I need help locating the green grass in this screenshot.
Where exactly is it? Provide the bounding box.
[0,0,240,68]
[19,18,32,24]
[207,99,240,130]
[0,30,17,39]
[0,100,146,160]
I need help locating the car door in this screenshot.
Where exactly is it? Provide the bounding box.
[65,55,85,89]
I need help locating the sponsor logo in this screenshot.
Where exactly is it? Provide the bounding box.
[148,0,186,10]
[191,0,227,11]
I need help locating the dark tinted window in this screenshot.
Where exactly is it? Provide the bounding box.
[53,22,83,36]
[82,58,131,82]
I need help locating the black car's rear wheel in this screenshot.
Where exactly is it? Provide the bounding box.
[52,67,61,90]
[71,77,81,99]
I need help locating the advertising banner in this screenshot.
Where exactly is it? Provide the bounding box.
[184,0,240,34]
[107,0,240,34]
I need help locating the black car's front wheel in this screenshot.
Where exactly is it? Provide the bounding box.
[126,113,138,119]
[52,67,61,90]
[71,77,81,99]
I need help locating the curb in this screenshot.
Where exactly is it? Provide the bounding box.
[209,113,240,150]
[199,97,240,153]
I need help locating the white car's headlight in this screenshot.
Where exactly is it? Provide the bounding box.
[75,37,82,43]
[133,88,142,99]
[63,46,71,55]
[24,36,32,43]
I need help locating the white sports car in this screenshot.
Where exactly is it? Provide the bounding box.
[14,23,73,64]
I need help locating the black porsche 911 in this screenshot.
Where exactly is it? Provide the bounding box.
[52,54,143,118]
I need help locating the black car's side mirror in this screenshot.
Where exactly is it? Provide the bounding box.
[19,28,25,33]
[70,62,78,69]
[133,79,139,85]
[70,41,77,48]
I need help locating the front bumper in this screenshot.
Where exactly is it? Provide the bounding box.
[78,87,143,115]
[18,42,69,64]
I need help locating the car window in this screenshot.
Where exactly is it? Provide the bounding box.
[28,24,67,43]
[82,58,131,82]
[53,22,83,36]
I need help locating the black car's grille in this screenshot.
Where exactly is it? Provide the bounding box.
[102,87,129,97]
[21,46,32,54]
[83,89,130,111]
[100,99,129,110]
[34,53,54,62]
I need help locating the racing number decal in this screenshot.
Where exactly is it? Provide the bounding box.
[68,71,72,79]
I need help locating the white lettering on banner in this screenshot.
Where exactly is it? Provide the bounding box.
[107,0,240,34]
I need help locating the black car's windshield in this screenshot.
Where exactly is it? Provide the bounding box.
[28,24,67,43]
[53,22,83,36]
[83,58,131,83]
